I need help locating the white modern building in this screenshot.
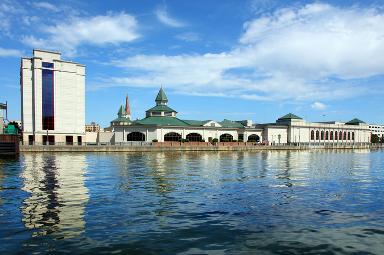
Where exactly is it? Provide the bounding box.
[369,124,384,138]
[109,88,371,145]
[20,49,85,145]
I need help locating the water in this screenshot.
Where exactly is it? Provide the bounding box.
[1,150,384,254]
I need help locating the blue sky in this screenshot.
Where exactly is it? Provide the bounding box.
[0,0,384,127]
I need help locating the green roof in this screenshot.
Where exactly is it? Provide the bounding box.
[155,88,168,103]
[219,119,245,128]
[135,116,189,126]
[183,120,210,126]
[278,113,303,120]
[146,104,177,113]
[111,117,132,124]
[117,105,124,117]
[346,118,365,125]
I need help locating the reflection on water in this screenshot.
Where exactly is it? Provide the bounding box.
[0,150,383,254]
[20,153,88,238]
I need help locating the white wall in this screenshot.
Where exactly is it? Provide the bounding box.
[21,50,85,141]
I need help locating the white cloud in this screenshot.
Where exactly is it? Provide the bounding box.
[22,12,139,56]
[0,47,22,57]
[175,32,200,42]
[311,102,327,110]
[101,3,384,102]
[155,6,185,27]
[32,2,58,12]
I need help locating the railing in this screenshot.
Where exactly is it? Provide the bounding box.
[21,141,153,146]
[20,141,373,148]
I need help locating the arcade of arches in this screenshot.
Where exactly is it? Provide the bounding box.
[310,130,355,141]
[127,132,145,141]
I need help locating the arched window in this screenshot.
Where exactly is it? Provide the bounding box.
[321,131,324,140]
[352,132,355,140]
[343,131,347,140]
[220,133,233,142]
[164,132,181,141]
[186,133,202,142]
[248,134,260,142]
[311,130,315,140]
[330,131,333,140]
[348,132,351,140]
[127,132,145,141]
[316,130,319,140]
[339,131,343,140]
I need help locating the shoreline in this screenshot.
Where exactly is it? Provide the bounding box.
[19,144,381,153]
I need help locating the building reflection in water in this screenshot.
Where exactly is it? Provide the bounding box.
[20,153,88,238]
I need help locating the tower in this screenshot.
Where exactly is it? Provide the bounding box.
[20,49,85,145]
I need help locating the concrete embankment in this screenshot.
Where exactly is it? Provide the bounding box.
[20,144,375,153]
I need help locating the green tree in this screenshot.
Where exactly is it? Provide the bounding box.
[371,134,380,143]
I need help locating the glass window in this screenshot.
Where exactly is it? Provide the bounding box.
[42,69,54,130]
[42,62,54,68]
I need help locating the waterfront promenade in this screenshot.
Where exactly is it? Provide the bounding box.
[19,142,376,152]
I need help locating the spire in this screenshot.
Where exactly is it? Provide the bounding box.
[155,87,168,105]
[125,94,131,116]
[117,105,124,117]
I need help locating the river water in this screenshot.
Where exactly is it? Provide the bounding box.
[0,150,384,254]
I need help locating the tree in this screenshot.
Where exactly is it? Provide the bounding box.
[371,134,380,143]
[8,121,21,133]
[381,136,384,144]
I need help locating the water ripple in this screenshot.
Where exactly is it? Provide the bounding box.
[0,150,383,254]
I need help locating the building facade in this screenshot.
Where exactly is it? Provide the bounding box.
[21,49,85,145]
[369,124,384,138]
[111,88,262,143]
[106,88,371,146]
[85,122,102,132]
[109,88,371,145]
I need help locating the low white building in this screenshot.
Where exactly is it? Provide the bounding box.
[111,88,262,143]
[109,88,371,145]
[369,124,384,138]
[21,49,85,145]
[260,114,370,145]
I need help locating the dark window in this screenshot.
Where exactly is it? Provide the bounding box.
[220,133,233,142]
[325,131,329,140]
[127,132,145,141]
[66,136,73,145]
[186,133,202,142]
[311,130,314,140]
[321,131,324,140]
[42,62,54,68]
[164,132,181,141]
[352,132,355,140]
[330,131,333,140]
[348,132,351,140]
[339,131,342,140]
[43,135,55,145]
[77,136,82,145]
[42,68,54,130]
[28,135,35,145]
[247,134,260,142]
[344,131,347,140]
[316,130,319,140]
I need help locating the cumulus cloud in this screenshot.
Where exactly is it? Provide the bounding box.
[22,12,139,56]
[311,102,327,110]
[102,3,384,102]
[0,47,22,57]
[155,6,185,27]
